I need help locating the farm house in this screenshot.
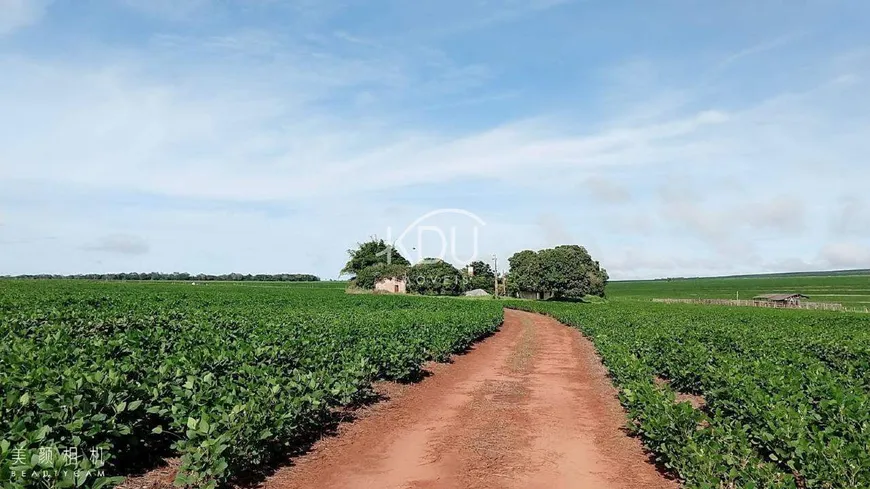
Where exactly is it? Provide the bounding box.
[752,293,809,307]
[516,290,556,300]
[375,277,407,294]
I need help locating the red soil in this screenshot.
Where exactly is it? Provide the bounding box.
[262,309,679,489]
[654,376,707,410]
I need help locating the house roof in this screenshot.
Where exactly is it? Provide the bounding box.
[753,293,809,301]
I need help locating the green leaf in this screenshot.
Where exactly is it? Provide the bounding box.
[76,468,90,487]
[152,426,163,434]
[212,459,228,475]
[174,472,189,487]
[186,417,198,430]
[92,476,126,489]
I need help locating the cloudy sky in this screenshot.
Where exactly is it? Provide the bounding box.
[1,0,869,279]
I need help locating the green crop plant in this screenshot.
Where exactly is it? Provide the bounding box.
[0,281,502,488]
[509,300,870,489]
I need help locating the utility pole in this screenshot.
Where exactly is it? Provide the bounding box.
[492,254,499,298]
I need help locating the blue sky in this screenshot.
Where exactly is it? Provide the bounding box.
[1,0,869,279]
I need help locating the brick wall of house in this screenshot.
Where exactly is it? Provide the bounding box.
[375,278,407,294]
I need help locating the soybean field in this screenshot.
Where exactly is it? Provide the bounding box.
[4,280,870,489]
[0,281,502,488]
[513,300,870,488]
[610,272,870,309]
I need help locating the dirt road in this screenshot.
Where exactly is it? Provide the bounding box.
[264,309,677,489]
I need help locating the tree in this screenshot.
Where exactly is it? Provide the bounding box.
[552,245,608,297]
[538,246,591,298]
[469,260,494,278]
[353,263,409,289]
[507,245,608,299]
[507,250,544,293]
[587,267,609,297]
[407,259,465,296]
[467,260,495,293]
[342,238,410,276]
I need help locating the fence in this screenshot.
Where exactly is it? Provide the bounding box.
[651,298,849,312]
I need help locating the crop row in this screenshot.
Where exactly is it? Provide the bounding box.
[510,301,870,489]
[0,281,503,488]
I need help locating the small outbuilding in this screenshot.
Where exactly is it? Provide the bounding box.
[752,293,809,307]
[464,288,491,297]
[374,277,407,294]
[516,290,556,301]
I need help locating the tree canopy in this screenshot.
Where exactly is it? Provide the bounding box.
[467,260,496,294]
[341,238,410,276]
[407,259,465,296]
[506,245,608,298]
[353,263,409,290]
[507,250,543,293]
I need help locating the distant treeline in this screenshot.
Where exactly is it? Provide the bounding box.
[647,268,870,282]
[2,273,321,282]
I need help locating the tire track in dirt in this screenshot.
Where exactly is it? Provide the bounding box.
[262,309,678,489]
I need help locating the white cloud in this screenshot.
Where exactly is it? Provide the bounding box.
[0,0,49,35]
[415,0,573,36]
[0,50,738,202]
[2,42,867,277]
[6,28,864,209]
[2,2,870,278]
[744,196,806,234]
[583,176,631,204]
[657,193,807,263]
[82,234,150,255]
[716,34,803,71]
[818,242,870,269]
[602,247,738,279]
[830,197,870,237]
[536,213,573,246]
[120,0,209,20]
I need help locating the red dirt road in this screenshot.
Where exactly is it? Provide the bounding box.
[263,309,678,489]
